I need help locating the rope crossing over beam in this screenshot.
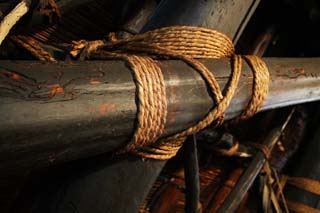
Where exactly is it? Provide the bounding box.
[72,26,270,160]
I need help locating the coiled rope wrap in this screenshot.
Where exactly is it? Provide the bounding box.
[72,26,270,160]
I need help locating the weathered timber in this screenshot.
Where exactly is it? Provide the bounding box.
[18,55,319,212]
[142,0,261,42]
[284,117,320,210]
[184,134,200,213]
[56,0,100,13]
[114,0,157,36]
[0,58,320,169]
[207,168,244,212]
[218,109,295,212]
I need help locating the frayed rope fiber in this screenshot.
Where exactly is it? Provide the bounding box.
[71,26,270,160]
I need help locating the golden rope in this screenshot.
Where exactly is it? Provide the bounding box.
[120,55,167,152]
[71,26,270,160]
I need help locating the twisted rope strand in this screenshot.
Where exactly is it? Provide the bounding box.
[112,54,167,153]
[11,35,57,62]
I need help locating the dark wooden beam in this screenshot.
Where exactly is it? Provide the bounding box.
[1,58,320,169]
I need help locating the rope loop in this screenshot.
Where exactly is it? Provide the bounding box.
[71,26,270,160]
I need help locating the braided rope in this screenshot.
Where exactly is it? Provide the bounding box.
[71,26,270,160]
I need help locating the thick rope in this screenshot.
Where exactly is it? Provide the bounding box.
[121,55,167,152]
[71,26,270,160]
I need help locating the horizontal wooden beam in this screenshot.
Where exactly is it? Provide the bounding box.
[0,57,319,170]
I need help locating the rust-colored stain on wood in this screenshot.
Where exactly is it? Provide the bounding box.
[90,79,102,85]
[292,68,306,77]
[2,70,23,81]
[275,67,306,79]
[46,84,64,98]
[99,103,116,115]
[10,73,21,80]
